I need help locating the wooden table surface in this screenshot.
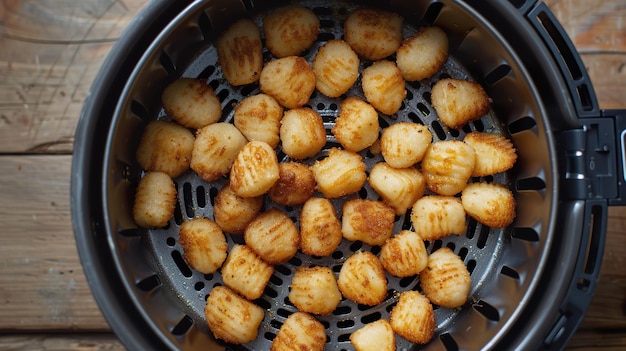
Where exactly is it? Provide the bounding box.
[0,0,624,350]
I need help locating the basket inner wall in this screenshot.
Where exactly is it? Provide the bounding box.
[102,0,555,350]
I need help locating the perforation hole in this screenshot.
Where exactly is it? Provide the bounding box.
[130,100,149,120]
[440,333,459,351]
[516,177,546,191]
[172,250,193,277]
[136,274,161,292]
[183,182,194,218]
[500,265,521,279]
[508,116,537,134]
[159,51,176,75]
[473,300,500,321]
[485,64,512,86]
[423,2,444,25]
[511,227,540,242]
[171,315,194,336]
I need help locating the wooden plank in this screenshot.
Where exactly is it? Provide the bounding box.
[0,0,623,154]
[0,333,123,351]
[0,0,149,154]
[544,0,626,53]
[0,155,108,330]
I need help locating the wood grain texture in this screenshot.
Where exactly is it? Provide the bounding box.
[0,156,108,331]
[0,0,149,153]
[0,0,623,350]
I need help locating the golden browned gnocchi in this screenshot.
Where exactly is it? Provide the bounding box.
[132,171,177,228]
[341,199,396,246]
[244,208,300,265]
[379,230,428,277]
[462,182,516,228]
[162,78,222,129]
[361,60,407,115]
[233,93,284,148]
[221,244,274,300]
[368,162,426,215]
[299,197,343,257]
[310,148,367,198]
[380,121,432,168]
[410,195,467,241]
[288,266,342,316]
[421,140,475,196]
[263,5,320,58]
[260,56,316,109]
[350,319,395,351]
[135,120,194,178]
[279,107,327,160]
[229,141,280,198]
[389,291,435,344]
[178,217,228,274]
[205,285,265,344]
[270,312,326,351]
[420,247,471,308]
[268,161,316,206]
[190,122,248,182]
[431,78,491,129]
[213,182,263,235]
[463,131,517,177]
[313,39,360,98]
[338,251,388,306]
[331,96,380,152]
[343,7,403,61]
[217,18,263,86]
[396,26,449,81]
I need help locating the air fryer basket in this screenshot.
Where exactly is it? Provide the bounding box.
[71,0,626,350]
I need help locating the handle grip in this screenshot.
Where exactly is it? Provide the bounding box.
[527,2,600,118]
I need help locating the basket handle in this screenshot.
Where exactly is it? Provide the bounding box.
[526,2,600,118]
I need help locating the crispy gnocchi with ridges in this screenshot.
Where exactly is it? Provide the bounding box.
[135,120,194,178]
[380,121,432,169]
[244,208,300,265]
[410,195,467,241]
[431,78,491,129]
[344,7,403,61]
[422,139,475,196]
[420,247,471,308]
[233,93,284,148]
[338,251,388,306]
[260,56,316,109]
[313,39,360,98]
[205,285,265,344]
[361,60,407,115]
[270,312,326,351]
[389,291,435,344]
[263,5,320,58]
[332,96,380,152]
[368,162,426,215]
[190,122,248,182]
[310,148,367,198]
[300,197,343,257]
[288,266,342,316]
[463,131,518,176]
[213,182,263,235]
[350,319,395,351]
[229,140,280,198]
[162,78,222,129]
[269,161,316,206]
[221,244,274,300]
[379,230,428,277]
[396,26,449,81]
[217,18,263,86]
[279,107,326,160]
[178,217,228,275]
[132,171,177,228]
[341,199,396,246]
[462,182,516,228]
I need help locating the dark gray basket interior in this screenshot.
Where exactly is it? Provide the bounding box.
[101,0,557,350]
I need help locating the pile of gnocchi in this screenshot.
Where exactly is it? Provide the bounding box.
[131,4,518,350]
